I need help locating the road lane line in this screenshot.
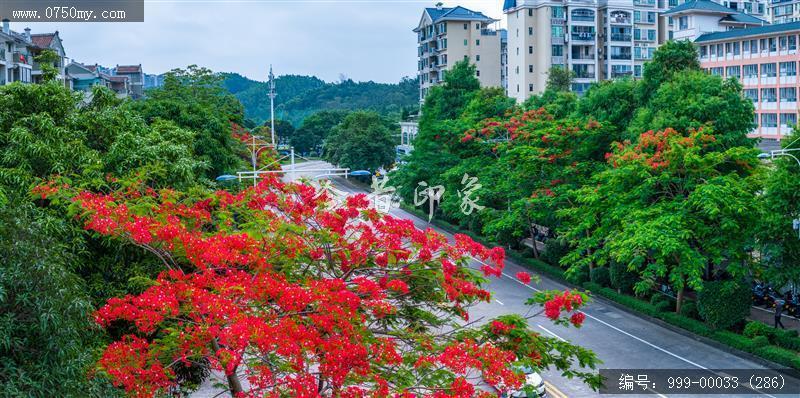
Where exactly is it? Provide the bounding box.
[544,380,569,398]
[538,324,567,342]
[495,299,504,305]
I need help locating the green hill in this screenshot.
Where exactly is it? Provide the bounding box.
[221,73,419,126]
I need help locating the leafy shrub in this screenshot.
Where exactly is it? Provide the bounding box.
[743,321,772,339]
[654,300,673,313]
[541,238,571,268]
[566,263,591,285]
[712,331,755,352]
[609,260,637,293]
[680,301,699,319]
[754,346,800,369]
[650,294,668,306]
[590,267,611,287]
[751,335,770,348]
[697,280,751,330]
[774,333,800,351]
[660,312,712,337]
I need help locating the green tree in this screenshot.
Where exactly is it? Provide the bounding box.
[628,71,755,149]
[758,132,800,287]
[546,66,575,92]
[0,203,117,397]
[560,128,762,313]
[128,65,244,178]
[575,78,639,132]
[33,49,60,83]
[324,111,395,171]
[292,110,348,155]
[639,40,700,100]
[267,119,295,146]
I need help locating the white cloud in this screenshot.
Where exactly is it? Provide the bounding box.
[10,0,503,83]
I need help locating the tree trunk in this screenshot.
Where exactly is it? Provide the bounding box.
[675,286,685,314]
[211,339,244,395]
[524,212,540,259]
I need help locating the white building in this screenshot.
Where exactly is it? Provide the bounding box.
[664,0,767,41]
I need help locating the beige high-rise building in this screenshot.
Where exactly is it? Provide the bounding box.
[503,0,666,102]
[414,5,504,101]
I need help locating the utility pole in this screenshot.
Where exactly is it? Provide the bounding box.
[268,65,277,146]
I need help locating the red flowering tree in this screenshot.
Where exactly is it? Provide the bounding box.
[41,176,599,397]
[559,128,761,312]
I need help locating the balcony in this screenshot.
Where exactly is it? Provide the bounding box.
[611,70,633,78]
[610,53,632,60]
[551,17,565,25]
[634,0,656,6]
[609,16,632,25]
[480,29,498,36]
[610,34,632,42]
[572,53,595,60]
[0,49,5,63]
[551,56,565,65]
[552,36,565,45]
[12,52,30,65]
[574,72,595,79]
[572,15,595,22]
[571,32,596,41]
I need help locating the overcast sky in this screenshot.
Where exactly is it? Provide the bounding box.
[11,0,505,83]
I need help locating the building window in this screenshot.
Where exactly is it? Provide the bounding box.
[780,36,789,51]
[700,45,708,58]
[790,36,797,51]
[761,113,778,127]
[634,65,642,77]
[528,8,533,17]
[516,47,519,55]
[529,65,533,73]
[780,87,797,102]
[743,40,749,53]
[678,16,688,30]
[529,84,534,92]
[476,55,480,62]
[710,67,723,76]
[761,87,777,102]
[743,88,758,103]
[761,63,777,77]
[750,39,758,54]
[733,41,740,55]
[780,61,796,76]
[552,6,564,19]
[529,27,533,36]
[780,113,797,127]
[516,84,519,93]
[464,39,468,46]
[769,37,777,52]
[726,65,740,79]
[476,70,480,77]
[552,44,563,56]
[476,39,480,46]
[743,64,758,78]
[552,25,565,38]
[463,23,468,30]
[529,46,533,54]
[571,9,595,22]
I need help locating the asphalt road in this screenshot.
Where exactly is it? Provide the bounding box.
[284,161,781,398]
[192,161,782,398]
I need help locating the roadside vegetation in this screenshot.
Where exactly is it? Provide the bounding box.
[393,41,800,369]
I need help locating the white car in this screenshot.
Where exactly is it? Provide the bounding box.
[503,368,547,398]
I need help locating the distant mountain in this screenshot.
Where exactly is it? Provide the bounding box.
[221,73,419,126]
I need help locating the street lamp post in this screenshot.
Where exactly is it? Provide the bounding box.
[268,65,276,146]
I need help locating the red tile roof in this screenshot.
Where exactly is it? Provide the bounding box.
[85,64,97,72]
[107,75,129,82]
[30,33,55,48]
[116,65,142,73]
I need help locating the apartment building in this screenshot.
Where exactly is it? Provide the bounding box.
[696,22,800,139]
[414,5,503,101]
[768,0,800,24]
[503,0,665,101]
[67,62,131,97]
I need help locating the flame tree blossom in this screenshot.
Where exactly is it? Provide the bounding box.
[42,175,599,397]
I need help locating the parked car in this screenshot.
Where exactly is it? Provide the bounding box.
[501,367,547,398]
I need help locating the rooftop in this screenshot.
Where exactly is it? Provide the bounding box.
[116,64,142,73]
[29,33,55,48]
[664,0,738,15]
[425,6,495,23]
[696,20,800,42]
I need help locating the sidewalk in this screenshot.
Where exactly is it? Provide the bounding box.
[749,305,800,331]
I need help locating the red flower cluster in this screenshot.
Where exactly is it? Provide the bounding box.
[45,175,565,397]
[543,291,585,326]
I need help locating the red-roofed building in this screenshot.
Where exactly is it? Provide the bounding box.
[114,64,143,98]
[28,31,68,88]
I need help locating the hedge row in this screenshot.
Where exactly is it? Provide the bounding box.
[396,206,800,370]
[583,282,800,369]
